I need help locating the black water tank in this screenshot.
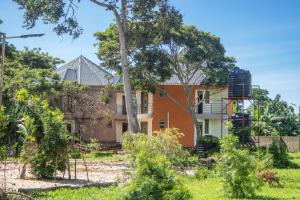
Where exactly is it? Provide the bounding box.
[228,67,251,98]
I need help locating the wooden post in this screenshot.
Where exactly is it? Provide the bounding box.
[81,153,89,181]
[74,158,77,179]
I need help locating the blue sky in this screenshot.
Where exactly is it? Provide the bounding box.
[1,0,300,110]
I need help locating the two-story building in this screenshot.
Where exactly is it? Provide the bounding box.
[57,55,230,147]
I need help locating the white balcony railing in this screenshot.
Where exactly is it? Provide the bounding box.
[196,101,228,115]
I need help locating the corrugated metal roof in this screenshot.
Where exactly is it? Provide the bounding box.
[160,70,206,85]
[56,55,114,85]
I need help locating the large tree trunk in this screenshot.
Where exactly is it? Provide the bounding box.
[116,1,140,133]
[90,0,140,133]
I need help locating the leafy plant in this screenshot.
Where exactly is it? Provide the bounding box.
[122,128,191,200]
[268,139,291,168]
[87,138,102,152]
[122,153,191,200]
[122,128,190,168]
[217,134,261,198]
[258,169,281,187]
[195,166,212,180]
[17,89,69,179]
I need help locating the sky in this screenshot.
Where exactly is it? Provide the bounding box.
[1,0,300,111]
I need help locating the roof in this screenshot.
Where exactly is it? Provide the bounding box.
[163,71,206,85]
[56,55,114,85]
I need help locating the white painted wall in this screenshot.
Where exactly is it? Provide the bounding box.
[208,119,228,138]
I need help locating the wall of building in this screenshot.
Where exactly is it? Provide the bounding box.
[63,86,117,142]
[152,85,229,147]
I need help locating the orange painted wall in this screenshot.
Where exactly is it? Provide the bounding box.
[152,85,205,147]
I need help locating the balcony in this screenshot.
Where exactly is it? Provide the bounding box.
[137,103,153,118]
[196,101,228,119]
[115,103,153,120]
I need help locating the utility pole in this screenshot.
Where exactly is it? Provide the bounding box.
[0,33,5,106]
[0,32,44,106]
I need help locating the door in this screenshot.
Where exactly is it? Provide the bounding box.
[122,95,127,114]
[141,92,148,114]
[122,122,128,133]
[197,91,203,114]
[140,122,148,134]
[196,122,203,143]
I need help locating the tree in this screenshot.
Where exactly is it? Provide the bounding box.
[1,45,63,150]
[155,26,235,141]
[14,0,181,133]
[217,134,260,198]
[251,88,299,136]
[16,89,69,179]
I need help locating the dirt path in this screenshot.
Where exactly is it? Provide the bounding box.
[0,160,130,192]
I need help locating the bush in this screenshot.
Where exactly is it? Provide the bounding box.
[17,90,69,179]
[268,139,290,168]
[122,128,192,200]
[258,169,281,187]
[122,153,191,200]
[122,128,190,168]
[217,134,261,198]
[195,166,212,180]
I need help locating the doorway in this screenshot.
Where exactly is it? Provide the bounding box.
[197,91,203,114]
[196,121,203,143]
[140,122,148,134]
[122,122,128,134]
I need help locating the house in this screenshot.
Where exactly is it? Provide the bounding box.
[56,55,117,142]
[57,55,230,147]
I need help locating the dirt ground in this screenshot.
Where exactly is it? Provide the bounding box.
[0,160,130,192]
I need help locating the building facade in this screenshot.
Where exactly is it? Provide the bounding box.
[57,55,230,147]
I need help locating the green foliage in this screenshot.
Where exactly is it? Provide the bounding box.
[16,89,69,178]
[87,138,102,151]
[122,128,191,200]
[254,148,273,170]
[0,106,8,141]
[268,139,291,168]
[217,134,261,198]
[123,153,191,200]
[195,166,212,180]
[122,128,190,168]
[251,88,299,136]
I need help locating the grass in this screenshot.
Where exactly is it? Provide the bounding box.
[30,186,122,200]
[32,153,300,200]
[78,150,128,162]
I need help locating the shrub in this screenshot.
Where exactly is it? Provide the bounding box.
[195,166,212,180]
[87,138,102,151]
[122,128,190,168]
[254,148,273,170]
[17,90,69,179]
[122,128,192,200]
[122,153,191,200]
[217,134,261,198]
[258,169,281,187]
[268,139,290,168]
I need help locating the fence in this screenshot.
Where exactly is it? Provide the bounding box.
[252,136,300,152]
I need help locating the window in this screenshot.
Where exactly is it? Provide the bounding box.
[159,89,166,98]
[67,95,76,113]
[205,119,209,135]
[159,120,166,129]
[204,91,210,104]
[67,123,72,133]
[107,120,112,128]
